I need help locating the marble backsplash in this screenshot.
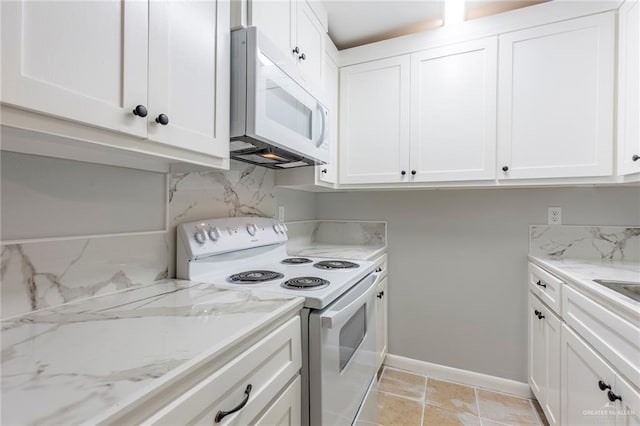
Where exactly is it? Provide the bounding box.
[530,225,640,261]
[1,162,276,319]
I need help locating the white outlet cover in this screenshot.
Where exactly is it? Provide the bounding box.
[548,207,562,225]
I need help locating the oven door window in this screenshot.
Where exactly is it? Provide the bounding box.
[339,304,366,372]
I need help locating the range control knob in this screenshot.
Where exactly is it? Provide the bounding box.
[247,224,257,236]
[281,223,288,232]
[194,229,207,244]
[273,224,282,234]
[207,227,220,241]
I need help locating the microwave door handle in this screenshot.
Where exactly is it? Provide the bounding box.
[314,104,327,148]
[321,274,378,329]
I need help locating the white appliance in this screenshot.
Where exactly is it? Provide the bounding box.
[176,217,379,425]
[230,27,329,169]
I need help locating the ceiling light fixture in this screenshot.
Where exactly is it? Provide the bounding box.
[444,0,466,26]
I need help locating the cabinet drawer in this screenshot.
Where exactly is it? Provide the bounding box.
[374,254,388,278]
[144,316,302,425]
[529,263,563,314]
[563,286,640,388]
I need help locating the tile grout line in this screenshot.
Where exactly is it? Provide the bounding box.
[475,387,483,425]
[421,374,428,426]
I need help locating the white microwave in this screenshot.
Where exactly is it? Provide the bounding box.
[230,27,329,169]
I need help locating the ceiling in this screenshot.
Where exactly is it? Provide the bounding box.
[323,0,548,50]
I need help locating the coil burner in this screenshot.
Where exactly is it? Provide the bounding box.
[229,270,284,283]
[313,260,360,270]
[282,277,330,290]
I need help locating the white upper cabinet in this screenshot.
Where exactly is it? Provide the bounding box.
[409,38,497,182]
[318,49,338,184]
[618,0,640,176]
[339,56,411,184]
[497,12,616,180]
[147,0,229,158]
[249,0,326,94]
[1,0,149,137]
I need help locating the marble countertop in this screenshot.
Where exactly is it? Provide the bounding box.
[1,280,304,425]
[528,256,640,324]
[288,244,386,261]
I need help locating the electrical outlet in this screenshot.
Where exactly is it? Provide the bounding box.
[548,207,562,225]
[278,206,285,222]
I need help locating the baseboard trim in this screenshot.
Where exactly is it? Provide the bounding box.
[384,354,534,399]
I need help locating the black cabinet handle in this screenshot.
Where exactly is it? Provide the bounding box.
[375,267,382,273]
[155,114,169,125]
[607,390,622,402]
[633,154,640,162]
[132,105,148,117]
[534,309,541,316]
[536,280,547,288]
[321,169,327,174]
[292,46,300,54]
[598,380,611,391]
[377,291,384,299]
[411,170,417,175]
[502,166,509,172]
[299,53,306,60]
[401,170,406,176]
[215,384,252,422]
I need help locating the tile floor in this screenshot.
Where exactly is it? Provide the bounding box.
[358,367,549,426]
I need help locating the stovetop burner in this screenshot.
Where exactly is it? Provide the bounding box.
[281,257,313,264]
[314,260,360,270]
[282,277,330,290]
[229,270,284,283]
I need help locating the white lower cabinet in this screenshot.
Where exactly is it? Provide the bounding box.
[528,295,561,425]
[376,276,389,370]
[561,324,640,426]
[138,317,302,425]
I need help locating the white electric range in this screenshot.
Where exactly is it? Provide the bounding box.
[176,217,381,426]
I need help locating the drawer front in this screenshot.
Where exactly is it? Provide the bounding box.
[563,286,640,388]
[254,375,301,426]
[374,254,388,278]
[145,316,302,425]
[529,263,563,315]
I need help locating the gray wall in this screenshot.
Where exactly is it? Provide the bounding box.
[315,187,640,382]
[276,188,317,222]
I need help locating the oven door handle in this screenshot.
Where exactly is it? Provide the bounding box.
[321,273,379,329]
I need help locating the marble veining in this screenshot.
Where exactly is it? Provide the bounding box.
[530,225,640,261]
[1,161,277,318]
[1,279,303,425]
[287,221,386,260]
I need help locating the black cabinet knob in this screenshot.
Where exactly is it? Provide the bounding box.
[534,309,541,316]
[607,390,622,402]
[321,169,327,173]
[633,154,640,162]
[292,46,300,54]
[598,381,611,391]
[155,114,169,126]
[377,291,384,299]
[401,170,406,176]
[299,53,306,60]
[502,166,509,172]
[411,170,417,175]
[132,105,148,118]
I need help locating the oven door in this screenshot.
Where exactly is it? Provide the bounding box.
[308,272,379,426]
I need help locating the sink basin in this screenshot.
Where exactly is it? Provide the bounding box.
[593,279,640,302]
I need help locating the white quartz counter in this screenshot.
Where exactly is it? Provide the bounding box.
[0,280,304,425]
[288,244,386,260]
[528,256,640,324]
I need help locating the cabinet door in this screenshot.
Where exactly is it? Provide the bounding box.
[614,374,640,426]
[497,12,615,179]
[376,277,388,370]
[0,0,148,137]
[339,56,410,184]
[148,0,229,158]
[318,54,338,184]
[249,0,295,65]
[409,38,497,182]
[253,376,301,426]
[295,1,325,88]
[561,324,617,426]
[529,297,546,400]
[618,0,640,176]
[544,304,562,426]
